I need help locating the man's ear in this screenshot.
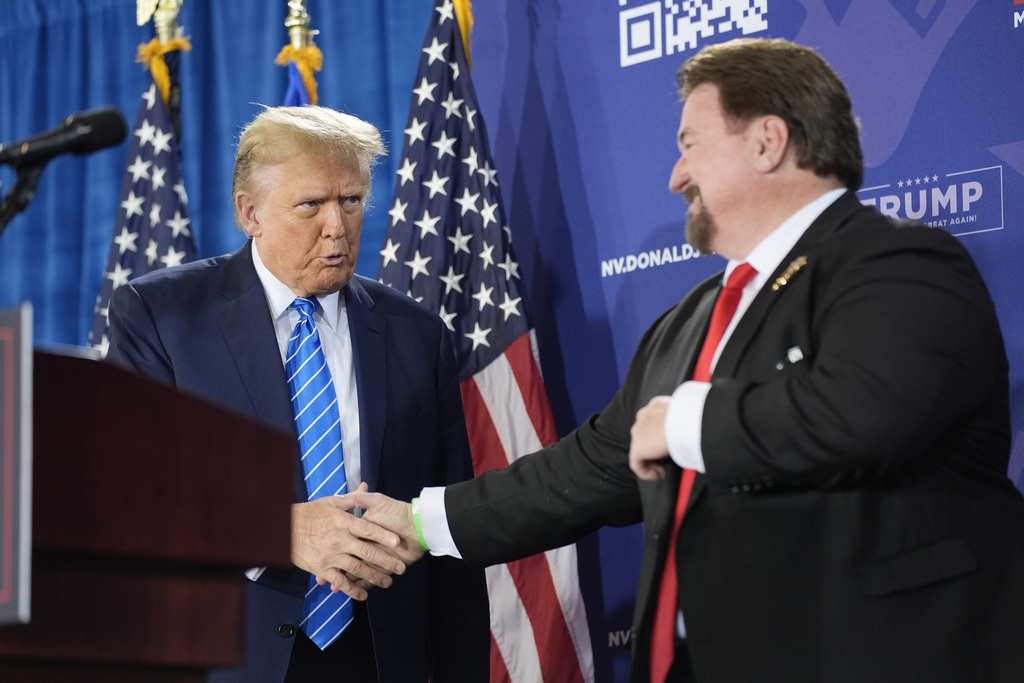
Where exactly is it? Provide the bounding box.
[753,115,790,174]
[235,191,261,238]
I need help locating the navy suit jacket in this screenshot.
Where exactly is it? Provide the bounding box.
[444,193,1024,683]
[107,240,489,682]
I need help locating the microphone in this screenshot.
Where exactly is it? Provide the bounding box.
[0,106,127,168]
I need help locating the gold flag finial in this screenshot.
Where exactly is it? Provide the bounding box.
[138,0,183,44]
[285,0,312,50]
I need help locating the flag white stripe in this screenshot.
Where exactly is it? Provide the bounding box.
[474,352,596,683]
[473,352,542,459]
[485,563,544,682]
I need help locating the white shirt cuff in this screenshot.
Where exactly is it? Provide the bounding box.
[418,486,463,559]
[665,381,711,473]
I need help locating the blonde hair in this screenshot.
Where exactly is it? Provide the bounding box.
[232,106,387,226]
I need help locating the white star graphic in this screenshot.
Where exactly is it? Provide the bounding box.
[441,92,464,120]
[126,155,152,183]
[439,304,456,332]
[499,292,523,321]
[435,0,455,23]
[379,238,400,267]
[498,253,520,280]
[405,117,427,145]
[152,128,173,155]
[142,84,158,110]
[449,60,460,82]
[396,158,416,186]
[161,246,186,268]
[120,191,145,218]
[478,242,495,270]
[422,37,448,65]
[134,119,157,148]
[439,266,465,294]
[448,227,472,255]
[478,161,498,187]
[151,165,167,190]
[415,209,441,238]
[465,322,491,350]
[149,202,162,228]
[462,147,479,174]
[389,198,409,226]
[166,210,191,237]
[113,227,139,254]
[404,250,432,280]
[106,262,133,289]
[464,106,477,132]
[422,170,450,199]
[472,282,495,311]
[432,130,457,160]
[480,198,498,228]
[454,187,480,216]
[93,334,110,357]
[413,78,437,105]
[145,239,159,265]
[173,181,188,204]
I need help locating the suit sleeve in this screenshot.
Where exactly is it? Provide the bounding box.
[703,222,1009,488]
[444,317,670,567]
[426,323,491,683]
[106,281,176,384]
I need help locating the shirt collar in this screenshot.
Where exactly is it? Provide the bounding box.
[724,187,846,284]
[250,239,344,329]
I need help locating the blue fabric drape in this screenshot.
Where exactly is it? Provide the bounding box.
[0,0,431,347]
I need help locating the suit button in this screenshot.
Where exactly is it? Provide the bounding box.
[279,624,296,638]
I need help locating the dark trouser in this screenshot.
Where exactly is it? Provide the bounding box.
[665,641,698,683]
[283,601,378,683]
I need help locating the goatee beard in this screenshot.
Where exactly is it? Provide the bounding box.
[684,187,716,256]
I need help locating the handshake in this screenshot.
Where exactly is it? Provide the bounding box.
[290,487,426,601]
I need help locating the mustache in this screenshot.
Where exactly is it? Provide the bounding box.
[684,185,701,204]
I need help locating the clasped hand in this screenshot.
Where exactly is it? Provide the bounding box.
[291,483,423,600]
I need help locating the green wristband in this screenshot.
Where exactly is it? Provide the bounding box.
[411,497,429,552]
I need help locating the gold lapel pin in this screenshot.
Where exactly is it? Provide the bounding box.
[771,255,808,291]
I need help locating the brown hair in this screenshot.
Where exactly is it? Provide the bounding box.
[678,38,863,191]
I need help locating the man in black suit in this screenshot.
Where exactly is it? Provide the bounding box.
[347,38,1024,682]
[107,106,489,682]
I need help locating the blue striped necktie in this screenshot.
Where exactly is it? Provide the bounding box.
[285,297,354,649]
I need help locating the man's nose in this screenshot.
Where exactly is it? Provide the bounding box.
[669,155,688,195]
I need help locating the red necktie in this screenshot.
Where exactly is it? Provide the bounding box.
[649,262,758,682]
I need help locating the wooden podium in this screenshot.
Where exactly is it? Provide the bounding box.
[0,350,294,681]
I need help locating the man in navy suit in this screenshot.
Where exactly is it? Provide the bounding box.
[107,106,489,682]
[348,38,1024,683]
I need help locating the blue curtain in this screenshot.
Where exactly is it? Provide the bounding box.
[0,0,432,347]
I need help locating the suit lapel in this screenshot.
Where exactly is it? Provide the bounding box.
[216,241,295,436]
[345,277,386,493]
[714,191,860,378]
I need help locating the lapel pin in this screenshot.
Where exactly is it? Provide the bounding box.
[771,255,808,291]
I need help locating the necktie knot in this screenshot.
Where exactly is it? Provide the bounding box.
[290,296,320,319]
[724,262,758,293]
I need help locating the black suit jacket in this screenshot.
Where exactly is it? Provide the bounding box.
[444,193,1024,682]
[107,240,489,683]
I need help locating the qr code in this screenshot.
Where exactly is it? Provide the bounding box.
[619,0,768,67]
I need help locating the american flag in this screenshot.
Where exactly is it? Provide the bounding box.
[377,1,595,681]
[89,49,197,356]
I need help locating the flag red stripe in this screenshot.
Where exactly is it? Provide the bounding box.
[461,373,585,683]
[490,631,513,683]
[504,333,558,447]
